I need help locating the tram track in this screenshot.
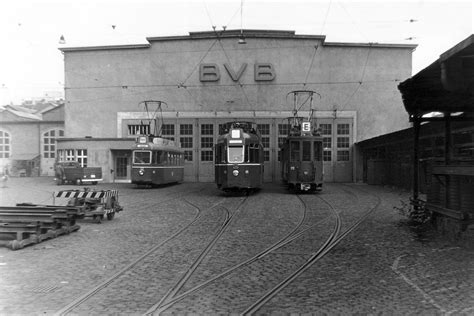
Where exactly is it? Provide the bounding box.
[53,193,228,316]
[150,188,381,315]
[144,195,250,314]
[149,193,318,314]
[243,187,382,315]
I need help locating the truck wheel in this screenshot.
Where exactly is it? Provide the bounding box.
[107,212,115,220]
[92,181,98,185]
[75,178,82,185]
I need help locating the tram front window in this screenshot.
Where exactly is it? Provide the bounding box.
[133,151,151,164]
[228,146,244,163]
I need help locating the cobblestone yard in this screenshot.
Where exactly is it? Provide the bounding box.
[0,177,473,315]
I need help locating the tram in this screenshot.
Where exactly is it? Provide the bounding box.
[215,121,264,192]
[131,135,184,187]
[280,90,324,192]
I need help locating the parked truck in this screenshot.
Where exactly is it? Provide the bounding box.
[54,161,103,185]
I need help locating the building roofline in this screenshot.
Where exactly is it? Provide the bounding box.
[58,29,415,52]
[59,43,151,52]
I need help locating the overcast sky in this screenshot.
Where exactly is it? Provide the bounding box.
[0,0,472,104]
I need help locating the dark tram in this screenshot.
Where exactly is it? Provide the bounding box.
[131,135,184,187]
[215,121,264,192]
[280,90,324,192]
[280,117,323,192]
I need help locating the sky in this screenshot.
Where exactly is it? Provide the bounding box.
[0,0,472,105]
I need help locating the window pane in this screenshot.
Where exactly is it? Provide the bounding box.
[133,151,151,164]
[337,150,350,161]
[302,141,311,161]
[180,124,193,135]
[228,146,244,163]
[201,137,213,148]
[323,137,332,149]
[201,124,213,135]
[337,124,350,135]
[323,151,332,161]
[337,137,349,148]
[257,124,270,135]
[184,151,193,161]
[290,141,300,161]
[201,150,213,161]
[180,137,193,148]
[162,124,175,135]
[320,124,332,135]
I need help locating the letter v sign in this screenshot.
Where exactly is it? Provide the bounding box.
[224,63,248,81]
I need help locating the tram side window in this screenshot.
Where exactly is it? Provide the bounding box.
[248,144,260,163]
[290,141,300,161]
[302,141,311,161]
[134,151,151,164]
[314,141,322,161]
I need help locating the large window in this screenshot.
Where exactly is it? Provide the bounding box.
[200,124,214,161]
[161,124,175,141]
[128,124,150,136]
[180,124,193,162]
[320,124,332,162]
[0,131,11,158]
[43,129,64,159]
[337,123,350,162]
[257,124,270,162]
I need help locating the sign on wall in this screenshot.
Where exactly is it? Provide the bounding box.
[199,63,276,82]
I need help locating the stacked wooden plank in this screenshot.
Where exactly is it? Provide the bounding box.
[0,204,85,250]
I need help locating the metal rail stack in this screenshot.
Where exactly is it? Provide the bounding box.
[0,204,84,250]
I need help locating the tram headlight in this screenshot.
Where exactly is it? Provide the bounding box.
[139,168,144,176]
[232,170,239,176]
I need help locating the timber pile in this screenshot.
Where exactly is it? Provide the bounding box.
[0,204,85,250]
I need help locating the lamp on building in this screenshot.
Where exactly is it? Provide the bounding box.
[59,35,66,44]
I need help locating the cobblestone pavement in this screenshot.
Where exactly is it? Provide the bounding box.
[0,177,473,315]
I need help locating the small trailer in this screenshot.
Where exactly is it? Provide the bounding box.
[54,188,123,223]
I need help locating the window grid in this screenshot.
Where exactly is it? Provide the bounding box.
[128,124,150,136]
[257,124,270,135]
[323,137,332,149]
[161,124,175,135]
[319,124,332,135]
[201,124,213,135]
[180,124,193,135]
[323,151,332,161]
[337,124,350,135]
[201,137,213,148]
[76,149,88,167]
[0,130,10,158]
[337,137,350,148]
[43,129,64,159]
[278,124,289,136]
[201,151,213,161]
[180,137,193,148]
[337,150,350,161]
[184,151,193,162]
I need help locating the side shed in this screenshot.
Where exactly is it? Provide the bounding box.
[398,35,474,231]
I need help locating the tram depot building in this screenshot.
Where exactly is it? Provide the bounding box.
[1,30,417,183]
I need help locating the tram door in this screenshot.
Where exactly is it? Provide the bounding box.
[257,122,273,182]
[198,120,215,182]
[178,120,197,182]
